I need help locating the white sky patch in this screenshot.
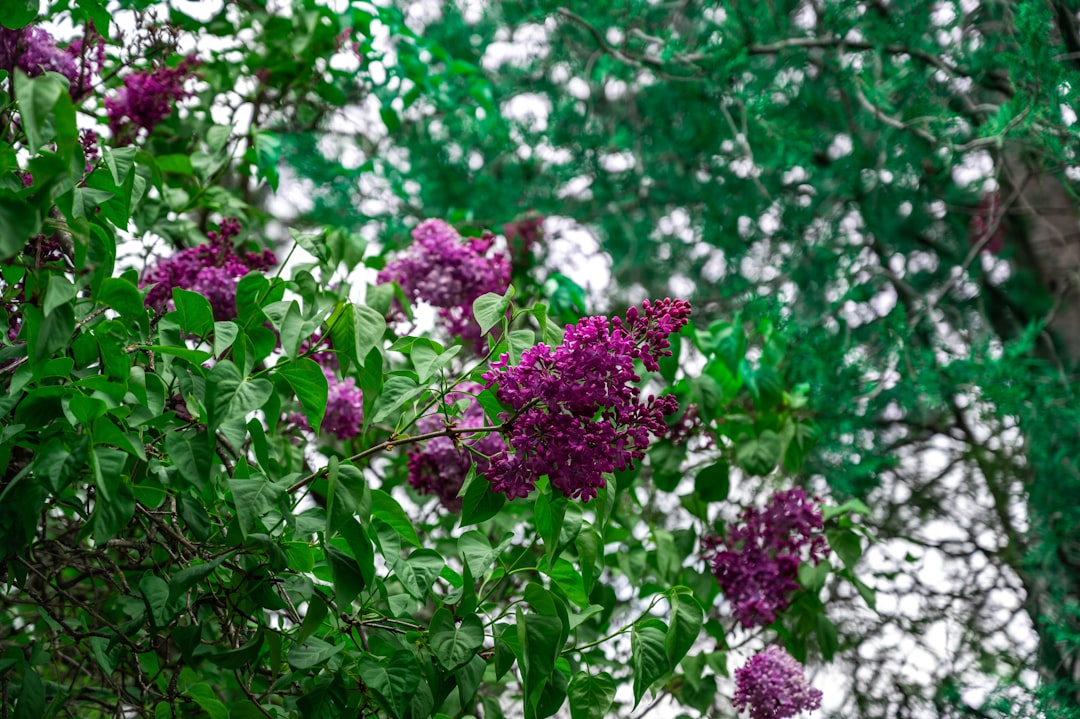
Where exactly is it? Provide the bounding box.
[501,93,552,132]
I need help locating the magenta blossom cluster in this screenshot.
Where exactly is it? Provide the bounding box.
[377,219,510,344]
[703,488,827,628]
[0,27,76,84]
[407,385,506,511]
[734,645,823,719]
[0,25,103,98]
[141,218,276,321]
[321,372,364,440]
[105,56,198,140]
[481,298,691,501]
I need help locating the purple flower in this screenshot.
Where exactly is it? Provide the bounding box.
[321,372,364,440]
[481,298,691,502]
[733,646,822,719]
[0,27,78,85]
[80,129,99,175]
[377,219,510,344]
[702,488,827,628]
[141,218,276,321]
[105,56,198,140]
[407,385,505,510]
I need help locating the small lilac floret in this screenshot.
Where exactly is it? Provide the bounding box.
[702,488,827,628]
[733,645,823,719]
[481,298,691,501]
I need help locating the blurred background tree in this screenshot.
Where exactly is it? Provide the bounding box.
[284,0,1080,715]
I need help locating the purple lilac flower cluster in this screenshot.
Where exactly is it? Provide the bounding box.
[407,385,506,511]
[733,645,822,719]
[480,298,691,501]
[141,218,276,321]
[321,375,364,440]
[105,56,198,140]
[0,27,77,84]
[377,219,510,344]
[0,25,104,98]
[702,488,827,628]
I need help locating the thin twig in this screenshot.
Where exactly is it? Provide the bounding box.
[286,423,505,493]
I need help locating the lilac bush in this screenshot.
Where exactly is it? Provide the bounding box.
[703,488,827,628]
[734,645,823,719]
[481,298,691,501]
[377,219,510,344]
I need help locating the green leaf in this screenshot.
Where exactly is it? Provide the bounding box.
[472,286,513,336]
[15,71,63,155]
[288,226,329,263]
[254,130,282,190]
[817,615,839,660]
[380,107,400,133]
[394,549,444,599]
[735,431,781,476]
[75,0,109,34]
[0,193,39,259]
[357,650,420,719]
[235,272,270,325]
[826,528,863,569]
[371,374,423,424]
[277,358,329,433]
[520,612,563,719]
[172,288,214,337]
[165,430,213,489]
[139,575,175,630]
[168,553,230,605]
[822,499,873,522]
[665,589,703,667]
[287,636,343,670]
[459,467,505,526]
[568,671,616,719]
[213,321,239,357]
[1,0,37,29]
[12,667,43,719]
[329,301,385,369]
[695,460,729,502]
[92,447,133,543]
[229,476,287,537]
[631,624,669,707]
[327,545,366,607]
[98,277,144,320]
[411,339,461,383]
[208,629,265,669]
[103,146,137,186]
[429,609,484,671]
[44,275,77,317]
[371,489,420,547]
[457,653,487,705]
[208,360,273,430]
[26,304,74,365]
